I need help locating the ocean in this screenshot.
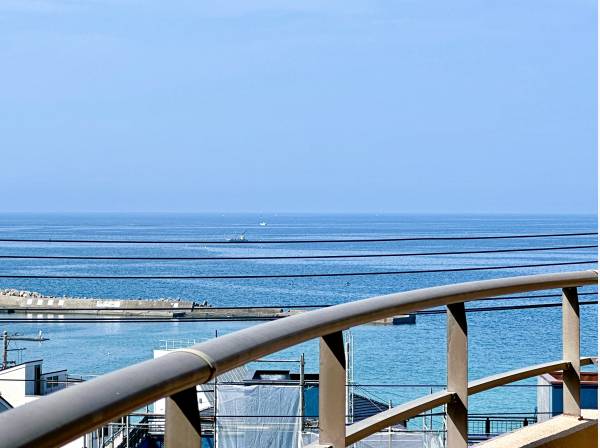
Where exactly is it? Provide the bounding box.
[0,213,596,415]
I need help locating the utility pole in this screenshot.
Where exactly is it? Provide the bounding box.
[1,330,49,370]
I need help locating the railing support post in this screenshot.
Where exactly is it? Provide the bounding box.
[165,386,201,447]
[562,287,580,417]
[319,331,346,448]
[447,303,468,448]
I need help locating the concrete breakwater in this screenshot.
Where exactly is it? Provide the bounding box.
[0,289,296,319]
[0,290,414,323]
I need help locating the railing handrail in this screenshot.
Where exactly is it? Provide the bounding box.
[344,356,596,445]
[0,270,596,448]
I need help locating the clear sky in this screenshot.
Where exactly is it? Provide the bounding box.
[0,1,597,213]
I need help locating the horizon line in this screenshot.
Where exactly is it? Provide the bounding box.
[0,210,597,216]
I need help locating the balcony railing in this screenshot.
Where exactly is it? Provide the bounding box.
[0,270,596,448]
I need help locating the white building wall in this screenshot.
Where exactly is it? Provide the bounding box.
[0,364,29,407]
[0,363,84,447]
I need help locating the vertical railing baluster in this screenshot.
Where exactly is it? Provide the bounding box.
[165,386,202,447]
[447,303,468,448]
[562,286,581,417]
[300,353,305,432]
[319,331,346,448]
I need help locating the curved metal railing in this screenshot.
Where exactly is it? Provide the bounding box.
[0,270,595,448]
[344,357,596,445]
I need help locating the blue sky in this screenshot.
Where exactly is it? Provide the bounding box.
[0,0,596,213]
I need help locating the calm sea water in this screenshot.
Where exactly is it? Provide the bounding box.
[0,213,596,414]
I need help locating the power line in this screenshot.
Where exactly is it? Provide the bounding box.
[475,291,598,302]
[0,378,564,390]
[0,378,558,388]
[417,301,598,315]
[0,231,595,245]
[0,244,595,261]
[0,260,595,280]
[2,304,330,311]
[0,301,596,323]
[0,317,275,323]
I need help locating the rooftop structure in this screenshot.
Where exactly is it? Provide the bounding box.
[0,357,85,448]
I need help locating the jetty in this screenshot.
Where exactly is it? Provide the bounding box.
[0,290,415,323]
[0,289,297,320]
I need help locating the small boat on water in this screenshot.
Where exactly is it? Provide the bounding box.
[228,232,247,242]
[259,221,267,227]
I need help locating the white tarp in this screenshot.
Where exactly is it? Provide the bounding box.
[536,375,552,422]
[216,385,300,448]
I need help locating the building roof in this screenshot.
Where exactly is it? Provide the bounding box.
[352,393,389,422]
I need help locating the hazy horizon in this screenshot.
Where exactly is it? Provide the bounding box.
[0,211,597,216]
